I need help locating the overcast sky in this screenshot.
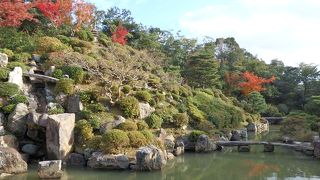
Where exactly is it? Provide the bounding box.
[88,0,320,67]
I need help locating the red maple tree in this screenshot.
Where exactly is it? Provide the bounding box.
[112,25,129,45]
[36,0,61,26]
[0,0,35,27]
[238,71,275,95]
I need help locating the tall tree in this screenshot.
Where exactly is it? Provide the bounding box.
[239,71,275,95]
[73,0,95,30]
[298,63,319,107]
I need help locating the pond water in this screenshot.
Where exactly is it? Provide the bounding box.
[7,126,320,180]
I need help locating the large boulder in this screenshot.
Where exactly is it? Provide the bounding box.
[0,147,27,174]
[8,67,24,89]
[0,53,8,67]
[139,103,155,119]
[7,103,29,138]
[46,113,75,160]
[66,95,83,113]
[38,160,63,179]
[195,135,217,153]
[133,145,167,171]
[0,135,18,149]
[87,152,129,170]
[66,153,86,167]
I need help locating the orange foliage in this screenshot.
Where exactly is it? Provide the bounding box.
[112,24,129,45]
[73,0,95,31]
[224,72,241,95]
[244,160,280,177]
[239,71,275,95]
[0,0,35,27]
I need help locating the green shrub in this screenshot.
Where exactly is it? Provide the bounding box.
[52,69,64,79]
[122,85,131,94]
[88,135,102,150]
[280,115,313,141]
[48,105,65,115]
[75,120,94,147]
[54,78,74,95]
[135,90,152,102]
[173,113,189,128]
[0,68,9,81]
[117,121,138,131]
[119,96,140,118]
[179,85,192,97]
[188,103,206,122]
[79,90,97,104]
[7,62,29,71]
[56,35,71,44]
[0,82,20,97]
[10,95,28,104]
[127,131,147,148]
[0,27,36,52]
[75,29,94,41]
[155,92,165,102]
[137,121,149,130]
[189,130,206,142]
[87,103,105,113]
[262,104,283,117]
[61,65,84,84]
[101,129,130,154]
[141,130,154,143]
[0,48,14,57]
[146,113,163,129]
[36,36,68,54]
[12,53,31,62]
[194,120,216,134]
[148,76,161,88]
[305,96,320,116]
[245,92,267,114]
[2,104,16,114]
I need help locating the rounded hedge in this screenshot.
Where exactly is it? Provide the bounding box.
[117,121,138,131]
[119,96,140,118]
[137,121,149,130]
[10,95,28,104]
[0,82,20,97]
[75,120,94,147]
[54,78,74,95]
[36,36,68,54]
[135,90,152,102]
[0,68,9,81]
[127,131,147,148]
[173,113,189,128]
[141,130,154,143]
[62,65,84,84]
[52,69,64,79]
[101,129,130,154]
[145,113,163,129]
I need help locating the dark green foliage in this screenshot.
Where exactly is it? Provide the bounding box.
[119,96,140,118]
[245,92,267,114]
[0,68,9,81]
[0,48,14,57]
[117,121,138,131]
[10,95,28,104]
[0,27,36,52]
[0,82,20,97]
[135,90,152,102]
[79,91,97,104]
[194,120,216,134]
[173,113,189,128]
[75,28,94,41]
[52,69,64,79]
[304,96,320,116]
[280,115,313,141]
[262,104,283,117]
[188,130,206,142]
[101,129,130,154]
[141,130,154,143]
[88,136,102,150]
[54,78,75,95]
[122,85,131,94]
[7,62,29,71]
[146,113,163,129]
[2,104,16,114]
[12,53,31,62]
[187,102,206,122]
[137,121,149,130]
[87,103,105,113]
[127,131,147,148]
[61,66,84,84]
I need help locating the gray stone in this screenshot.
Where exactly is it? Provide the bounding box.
[0,135,18,149]
[246,122,257,132]
[195,135,217,153]
[28,94,38,111]
[46,113,75,160]
[264,144,275,152]
[38,113,48,127]
[182,136,195,151]
[133,145,167,171]
[314,140,320,159]
[238,145,250,152]
[56,93,68,108]
[239,128,248,139]
[0,113,5,126]
[38,160,63,179]
[0,147,27,174]
[8,67,24,89]
[21,144,39,155]
[27,111,41,125]
[164,138,175,153]
[230,130,241,141]
[114,115,126,126]
[66,153,86,167]
[139,103,155,119]
[173,141,184,156]
[7,103,29,138]
[87,152,129,169]
[0,126,5,136]
[66,95,83,113]
[0,53,8,67]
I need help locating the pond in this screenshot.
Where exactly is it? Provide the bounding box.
[7,126,320,180]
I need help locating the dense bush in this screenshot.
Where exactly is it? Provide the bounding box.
[135,90,152,102]
[101,129,130,154]
[87,103,105,113]
[187,102,206,122]
[0,68,9,81]
[119,96,140,118]
[52,69,64,79]
[75,29,94,41]
[88,135,102,150]
[155,92,165,102]
[117,121,138,131]
[245,92,267,114]
[146,113,163,129]
[10,95,28,104]
[280,115,313,141]
[79,90,97,104]
[54,78,75,95]
[262,104,283,117]
[0,48,14,57]
[0,82,20,97]
[193,120,216,134]
[61,65,84,84]
[12,53,31,62]
[137,121,149,130]
[36,36,68,54]
[0,27,36,52]
[173,113,189,128]
[75,120,94,147]
[7,62,29,71]
[122,85,131,94]
[304,96,320,116]
[127,131,147,148]
[2,104,16,114]
[188,130,206,142]
[141,130,154,143]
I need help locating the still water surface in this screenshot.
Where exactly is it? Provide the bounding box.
[8,127,320,180]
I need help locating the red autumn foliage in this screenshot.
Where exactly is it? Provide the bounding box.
[0,0,35,27]
[224,72,241,95]
[112,25,129,45]
[239,71,275,95]
[73,0,95,31]
[36,0,61,26]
